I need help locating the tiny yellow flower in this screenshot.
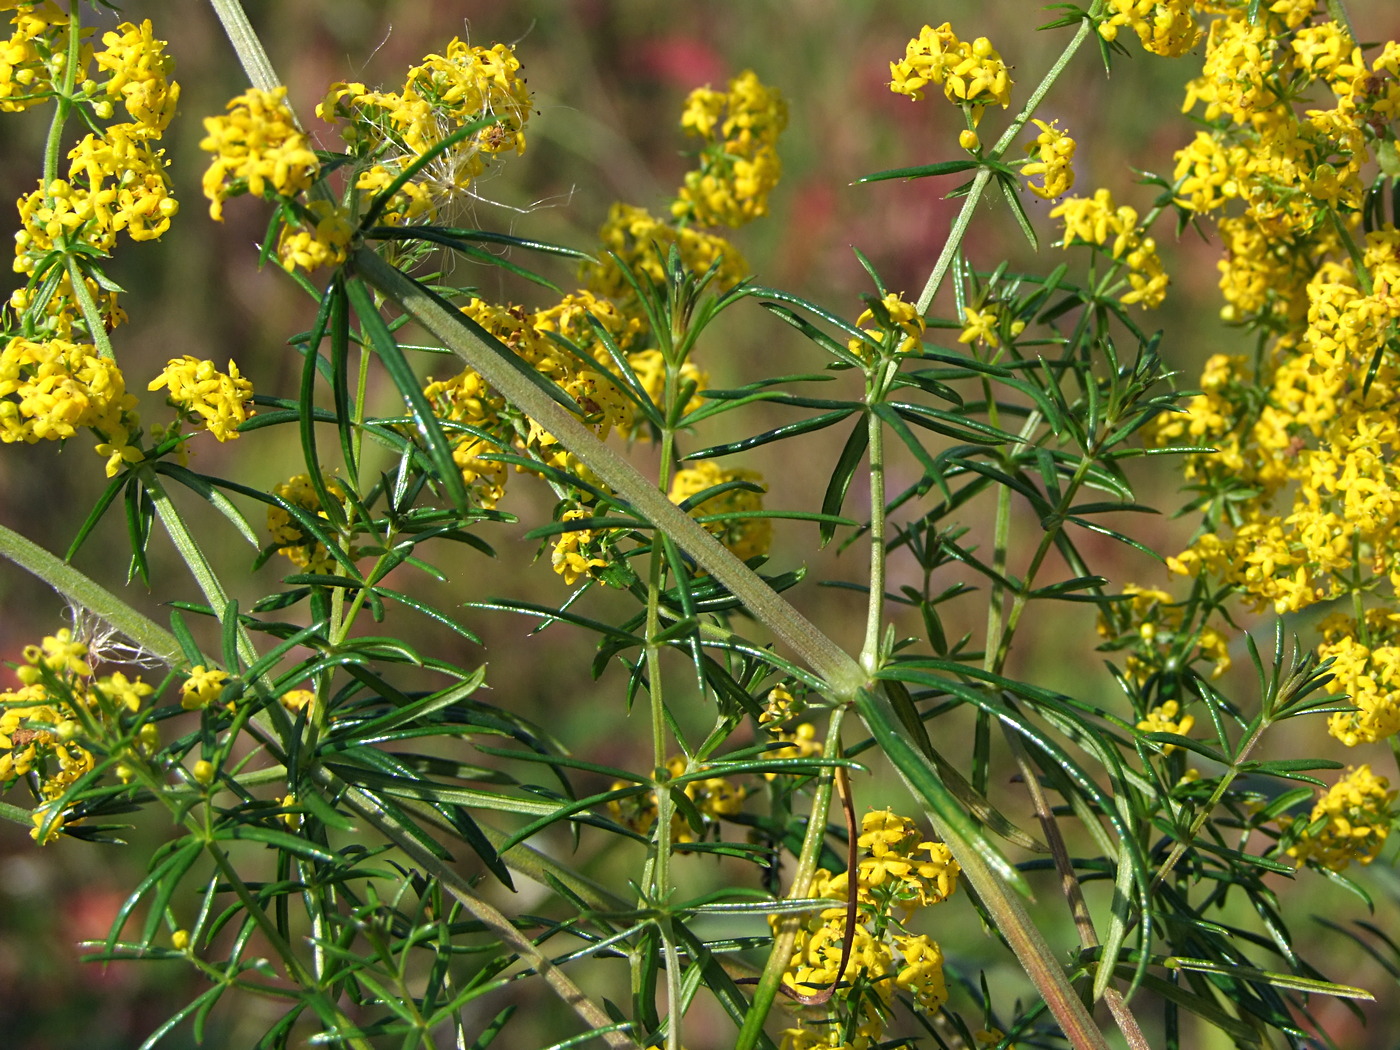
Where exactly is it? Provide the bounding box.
[180,666,230,711]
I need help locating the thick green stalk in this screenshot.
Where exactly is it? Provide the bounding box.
[0,522,179,662]
[206,0,281,94]
[357,248,867,698]
[857,688,1112,1050]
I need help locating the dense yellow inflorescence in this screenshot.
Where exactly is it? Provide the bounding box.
[1288,765,1398,871]
[668,460,772,564]
[673,70,788,228]
[777,810,960,1049]
[147,356,254,442]
[889,22,1013,123]
[0,628,157,842]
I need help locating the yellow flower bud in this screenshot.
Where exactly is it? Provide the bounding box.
[192,759,215,785]
[959,129,980,151]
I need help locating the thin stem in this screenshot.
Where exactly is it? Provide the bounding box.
[735,710,848,1050]
[860,392,886,672]
[915,11,1097,314]
[41,2,82,184]
[1007,735,1150,1050]
[642,419,682,1050]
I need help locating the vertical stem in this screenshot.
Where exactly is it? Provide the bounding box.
[735,710,847,1050]
[861,395,886,673]
[641,416,683,1050]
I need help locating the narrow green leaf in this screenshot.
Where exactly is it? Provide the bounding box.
[343,276,471,510]
[820,417,869,547]
[855,160,980,183]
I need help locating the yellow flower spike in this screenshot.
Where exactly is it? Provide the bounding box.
[673,70,787,228]
[1100,0,1201,58]
[848,292,925,360]
[668,461,771,563]
[266,472,358,573]
[551,508,611,586]
[200,86,319,221]
[890,23,1012,116]
[1288,765,1398,871]
[275,200,354,274]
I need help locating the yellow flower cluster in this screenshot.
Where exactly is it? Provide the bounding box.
[1097,584,1232,682]
[11,19,179,335]
[1098,0,1202,58]
[668,460,772,564]
[1050,187,1168,308]
[265,472,356,574]
[318,40,532,210]
[200,86,319,222]
[550,508,611,587]
[1021,118,1076,200]
[147,356,254,442]
[0,336,142,475]
[608,754,747,844]
[848,292,926,360]
[428,291,640,502]
[1319,611,1400,747]
[673,70,787,228]
[889,22,1013,124]
[1287,765,1396,871]
[778,811,959,1048]
[0,628,155,842]
[583,202,750,301]
[275,198,355,274]
[1163,232,1400,634]
[0,2,60,113]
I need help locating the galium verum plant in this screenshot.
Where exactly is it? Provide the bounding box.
[4,1,1400,1048]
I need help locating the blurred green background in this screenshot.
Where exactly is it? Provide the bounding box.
[4,2,1400,1047]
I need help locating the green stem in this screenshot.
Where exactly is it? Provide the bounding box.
[642,421,682,1050]
[357,247,866,698]
[735,709,847,1050]
[0,522,179,663]
[41,2,82,184]
[206,0,282,94]
[915,11,1097,314]
[860,377,888,673]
